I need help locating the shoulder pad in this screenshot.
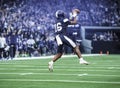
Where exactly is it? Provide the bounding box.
[63,18,69,22]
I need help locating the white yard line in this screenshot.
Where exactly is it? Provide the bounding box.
[0,79,119,84]
[0,72,119,77]
[0,66,118,68]
[0,68,119,72]
[67,69,120,72]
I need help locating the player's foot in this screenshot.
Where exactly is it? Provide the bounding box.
[80,59,89,65]
[48,61,53,72]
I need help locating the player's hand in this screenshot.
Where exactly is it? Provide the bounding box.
[73,9,80,14]
[72,9,80,17]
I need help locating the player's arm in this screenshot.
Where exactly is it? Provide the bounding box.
[70,9,80,24]
[70,16,77,24]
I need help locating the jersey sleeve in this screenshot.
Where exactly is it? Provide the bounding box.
[63,18,70,25]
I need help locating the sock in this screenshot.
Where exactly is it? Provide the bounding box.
[50,61,53,64]
[80,58,83,60]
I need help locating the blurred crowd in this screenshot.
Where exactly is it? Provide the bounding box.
[92,31,119,41]
[0,0,120,59]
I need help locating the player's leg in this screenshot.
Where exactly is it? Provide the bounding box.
[63,35,89,65]
[52,53,63,62]
[73,46,89,65]
[48,53,63,72]
[48,45,63,71]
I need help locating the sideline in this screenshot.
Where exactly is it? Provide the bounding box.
[13,54,104,60]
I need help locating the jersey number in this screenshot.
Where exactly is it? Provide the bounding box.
[55,22,62,32]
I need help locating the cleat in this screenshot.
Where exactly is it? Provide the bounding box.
[80,59,89,65]
[48,61,53,72]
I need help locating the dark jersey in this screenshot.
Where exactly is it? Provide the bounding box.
[55,18,70,35]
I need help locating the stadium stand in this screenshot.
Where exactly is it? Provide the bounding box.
[0,0,120,59]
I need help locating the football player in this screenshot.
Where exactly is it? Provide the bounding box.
[48,9,89,72]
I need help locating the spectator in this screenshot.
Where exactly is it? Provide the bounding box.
[9,31,17,59]
[0,33,7,60]
[92,33,98,41]
[26,36,35,57]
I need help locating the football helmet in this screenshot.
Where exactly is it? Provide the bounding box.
[55,10,65,18]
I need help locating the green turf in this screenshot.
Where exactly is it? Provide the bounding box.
[0,55,120,88]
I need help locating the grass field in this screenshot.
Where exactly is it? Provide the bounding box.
[0,54,120,88]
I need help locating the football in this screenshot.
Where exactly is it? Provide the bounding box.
[73,9,80,14]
